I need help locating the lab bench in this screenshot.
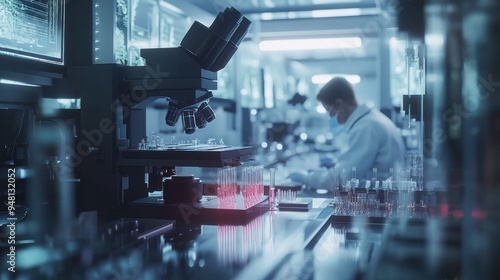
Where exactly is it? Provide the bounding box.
[2,199,334,280]
[1,198,469,280]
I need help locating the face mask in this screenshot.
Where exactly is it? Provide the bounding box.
[329,115,344,134]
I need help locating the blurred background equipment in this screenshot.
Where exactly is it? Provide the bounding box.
[1,0,499,279]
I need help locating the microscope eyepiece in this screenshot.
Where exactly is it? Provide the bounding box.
[211,7,243,40]
[208,16,252,72]
[180,6,250,71]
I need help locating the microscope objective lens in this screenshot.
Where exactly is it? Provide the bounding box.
[182,110,196,134]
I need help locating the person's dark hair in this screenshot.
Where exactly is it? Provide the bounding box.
[317,77,357,106]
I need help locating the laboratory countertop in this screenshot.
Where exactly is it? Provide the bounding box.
[2,194,469,280]
[3,198,335,280]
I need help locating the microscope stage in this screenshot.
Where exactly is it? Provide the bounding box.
[118,145,254,167]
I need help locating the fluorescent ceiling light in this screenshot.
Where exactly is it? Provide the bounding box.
[311,74,361,85]
[311,8,362,18]
[261,12,274,20]
[159,1,183,15]
[312,0,362,3]
[0,79,40,87]
[259,37,362,51]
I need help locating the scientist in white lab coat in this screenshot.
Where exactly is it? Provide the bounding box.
[288,77,405,190]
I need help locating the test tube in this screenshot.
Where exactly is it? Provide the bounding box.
[224,168,228,205]
[269,168,276,210]
[259,165,264,198]
[217,169,223,206]
[151,131,156,147]
[192,138,199,150]
[242,167,247,199]
[371,168,377,189]
[247,166,252,201]
[242,166,253,207]
[233,166,238,200]
[250,166,254,201]
[333,166,340,197]
[222,168,228,204]
[230,167,235,202]
[256,166,259,199]
[341,169,349,191]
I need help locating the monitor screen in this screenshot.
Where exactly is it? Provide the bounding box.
[0,0,65,64]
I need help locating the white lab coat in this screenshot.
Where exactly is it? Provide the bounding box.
[308,103,405,191]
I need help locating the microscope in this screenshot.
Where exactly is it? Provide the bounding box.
[114,7,262,224]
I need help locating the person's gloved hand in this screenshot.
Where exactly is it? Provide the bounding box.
[287,172,308,186]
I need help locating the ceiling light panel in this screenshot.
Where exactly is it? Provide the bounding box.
[259,37,362,51]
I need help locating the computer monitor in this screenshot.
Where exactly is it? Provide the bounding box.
[0,0,65,64]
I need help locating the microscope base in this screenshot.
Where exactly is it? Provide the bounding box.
[124,196,268,225]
